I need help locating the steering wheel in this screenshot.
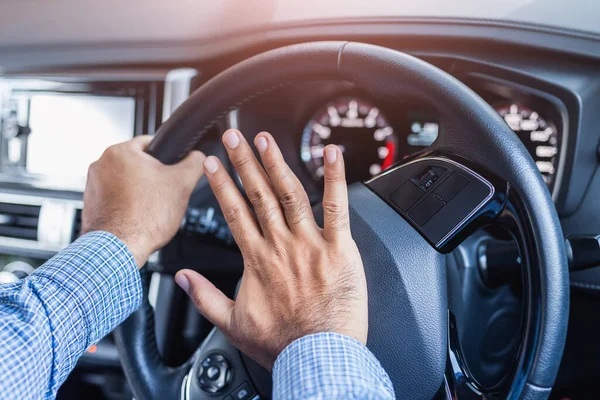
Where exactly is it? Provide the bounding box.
[113,42,569,400]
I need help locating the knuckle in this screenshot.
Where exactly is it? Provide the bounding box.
[323,200,349,228]
[280,190,302,209]
[248,185,283,229]
[88,161,99,175]
[103,144,120,158]
[232,151,253,169]
[281,191,311,226]
[277,166,291,182]
[323,199,346,214]
[247,185,273,209]
[225,203,244,224]
[190,291,206,309]
[211,179,230,196]
[262,155,279,172]
[324,172,346,185]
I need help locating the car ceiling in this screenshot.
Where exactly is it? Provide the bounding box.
[0,0,599,49]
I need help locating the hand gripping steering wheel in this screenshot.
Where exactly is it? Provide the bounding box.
[114,42,569,400]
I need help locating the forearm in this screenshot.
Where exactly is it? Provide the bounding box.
[273,332,395,399]
[0,232,142,399]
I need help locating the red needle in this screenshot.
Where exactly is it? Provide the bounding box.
[382,141,395,170]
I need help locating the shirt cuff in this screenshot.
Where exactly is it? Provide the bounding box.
[273,332,395,399]
[27,231,142,384]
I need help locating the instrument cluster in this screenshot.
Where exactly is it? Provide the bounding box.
[232,80,564,201]
[300,96,560,188]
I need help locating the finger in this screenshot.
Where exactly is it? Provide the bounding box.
[203,156,262,250]
[169,150,206,191]
[254,132,319,235]
[322,145,351,242]
[222,129,287,237]
[175,269,234,331]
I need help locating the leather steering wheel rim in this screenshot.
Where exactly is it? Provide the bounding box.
[114,41,569,400]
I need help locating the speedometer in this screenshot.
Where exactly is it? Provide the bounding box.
[494,104,559,187]
[301,97,398,183]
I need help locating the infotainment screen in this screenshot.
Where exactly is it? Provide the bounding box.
[0,77,162,192]
[26,94,135,184]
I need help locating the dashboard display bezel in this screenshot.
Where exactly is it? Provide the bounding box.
[459,72,569,201]
[229,75,567,204]
[0,77,164,193]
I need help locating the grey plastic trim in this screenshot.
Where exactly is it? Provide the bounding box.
[38,199,77,246]
[2,17,600,72]
[0,192,82,254]
[162,69,199,123]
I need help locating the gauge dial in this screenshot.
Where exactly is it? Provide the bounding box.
[494,104,559,186]
[301,97,397,183]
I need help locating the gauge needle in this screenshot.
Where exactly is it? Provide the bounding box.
[382,141,395,170]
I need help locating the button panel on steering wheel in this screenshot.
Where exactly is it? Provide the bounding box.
[182,328,267,400]
[366,155,506,253]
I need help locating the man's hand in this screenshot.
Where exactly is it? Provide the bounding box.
[82,136,205,267]
[175,129,368,370]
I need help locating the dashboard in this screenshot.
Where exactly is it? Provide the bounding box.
[232,74,565,203]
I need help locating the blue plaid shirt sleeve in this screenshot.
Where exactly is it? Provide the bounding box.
[0,231,142,400]
[0,231,394,400]
[273,332,396,399]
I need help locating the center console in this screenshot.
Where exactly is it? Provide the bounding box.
[0,68,198,398]
[0,71,167,261]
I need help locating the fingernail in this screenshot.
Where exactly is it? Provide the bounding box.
[223,130,240,149]
[204,156,219,174]
[255,136,268,153]
[175,273,189,293]
[325,147,337,164]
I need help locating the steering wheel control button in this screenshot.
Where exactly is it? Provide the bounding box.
[197,353,232,393]
[207,366,221,380]
[434,173,470,202]
[391,182,424,211]
[183,207,235,246]
[230,381,254,400]
[409,194,445,226]
[411,166,447,191]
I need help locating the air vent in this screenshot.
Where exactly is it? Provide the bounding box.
[71,209,82,242]
[0,202,40,241]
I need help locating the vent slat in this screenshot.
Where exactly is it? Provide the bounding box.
[0,226,38,241]
[71,209,83,242]
[14,216,39,228]
[0,203,40,217]
[0,202,40,241]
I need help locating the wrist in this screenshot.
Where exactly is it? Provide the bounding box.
[118,235,152,268]
[83,226,152,268]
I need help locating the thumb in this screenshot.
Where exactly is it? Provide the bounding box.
[175,269,234,331]
[170,150,206,189]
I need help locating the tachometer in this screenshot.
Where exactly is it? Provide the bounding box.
[301,97,397,183]
[494,104,559,186]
